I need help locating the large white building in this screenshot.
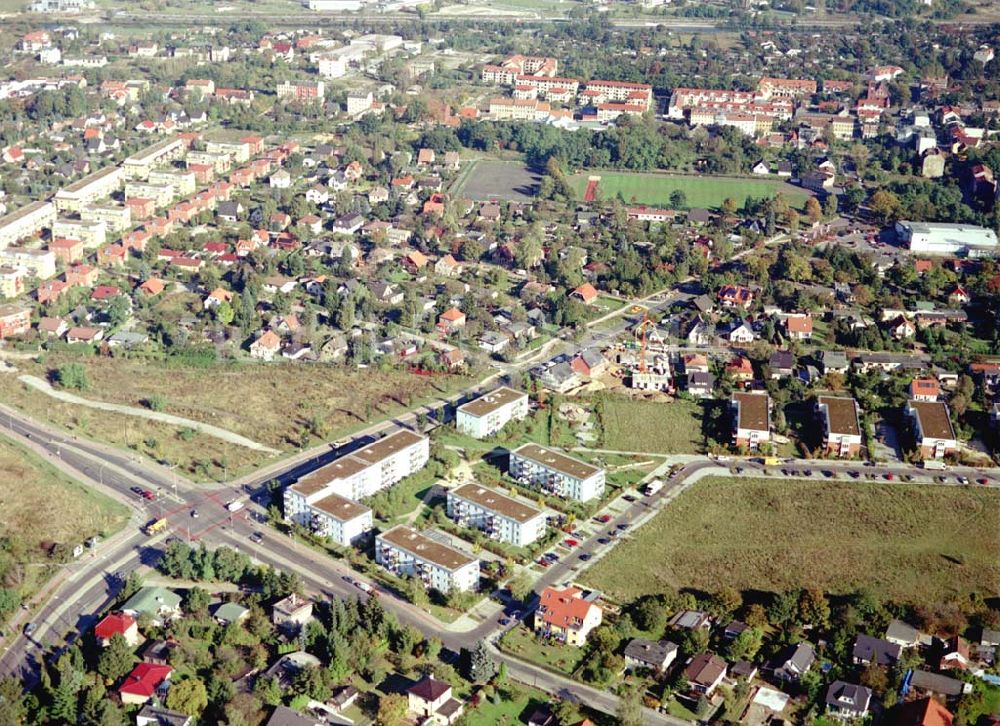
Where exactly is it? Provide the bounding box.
[52,218,106,248]
[122,138,187,180]
[54,166,123,212]
[0,201,56,248]
[375,525,480,593]
[283,479,372,546]
[0,247,56,279]
[285,429,428,504]
[509,443,605,502]
[895,221,999,258]
[456,387,529,439]
[446,483,547,547]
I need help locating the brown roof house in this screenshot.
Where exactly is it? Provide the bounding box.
[407,676,464,725]
[250,330,281,361]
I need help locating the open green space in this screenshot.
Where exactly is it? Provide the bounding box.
[584,476,1000,604]
[571,171,810,211]
[0,434,129,621]
[498,625,587,677]
[597,396,704,454]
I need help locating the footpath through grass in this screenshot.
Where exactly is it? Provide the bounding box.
[584,476,1000,604]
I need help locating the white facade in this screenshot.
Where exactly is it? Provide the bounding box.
[284,429,428,505]
[0,247,56,279]
[0,201,56,248]
[284,488,372,546]
[376,525,479,593]
[54,166,124,212]
[456,387,529,439]
[52,218,106,248]
[509,443,605,502]
[447,483,546,547]
[318,54,347,78]
[896,221,999,258]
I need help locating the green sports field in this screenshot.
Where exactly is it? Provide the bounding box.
[572,171,810,210]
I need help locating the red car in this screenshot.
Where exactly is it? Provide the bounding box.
[536,558,550,568]
[142,490,156,500]
[563,538,579,549]
[595,514,612,523]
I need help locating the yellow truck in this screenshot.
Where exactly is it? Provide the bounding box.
[763,457,782,467]
[142,518,167,536]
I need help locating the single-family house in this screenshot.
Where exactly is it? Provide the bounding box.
[682,653,727,696]
[534,586,603,646]
[624,639,678,673]
[852,634,901,667]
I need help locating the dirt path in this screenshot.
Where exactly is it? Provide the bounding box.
[18,375,279,453]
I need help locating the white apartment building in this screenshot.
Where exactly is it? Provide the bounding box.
[284,428,428,508]
[0,201,56,248]
[283,474,372,546]
[447,483,547,547]
[509,443,605,502]
[376,525,480,593]
[0,247,56,279]
[124,182,176,207]
[148,169,196,197]
[80,203,132,234]
[318,54,347,78]
[456,387,529,439]
[346,90,374,115]
[52,218,106,249]
[122,138,187,180]
[205,140,251,164]
[54,166,124,212]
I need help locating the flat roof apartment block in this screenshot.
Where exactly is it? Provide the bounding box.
[509,443,605,502]
[284,429,427,542]
[906,400,958,459]
[732,392,771,450]
[54,166,123,212]
[0,201,56,249]
[376,525,479,593]
[446,483,547,547]
[456,387,529,439]
[817,396,862,457]
[122,138,187,180]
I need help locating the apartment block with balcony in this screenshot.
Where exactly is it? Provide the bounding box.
[375,525,479,593]
[817,396,863,458]
[122,138,187,180]
[281,486,371,546]
[456,387,529,439]
[54,166,124,212]
[906,400,958,460]
[446,483,546,547]
[80,203,132,235]
[732,392,771,451]
[509,443,605,502]
[52,218,106,249]
[0,201,56,248]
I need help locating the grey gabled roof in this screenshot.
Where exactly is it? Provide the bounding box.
[910,669,966,696]
[853,634,901,666]
[885,618,920,644]
[825,681,872,714]
[623,638,678,666]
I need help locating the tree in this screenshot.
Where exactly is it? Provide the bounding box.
[507,570,534,603]
[727,627,763,662]
[216,301,235,325]
[166,677,209,717]
[870,190,902,224]
[805,197,823,225]
[722,197,738,215]
[184,586,211,614]
[0,677,26,724]
[616,682,644,726]
[465,640,496,683]
[798,588,831,628]
[97,633,136,684]
[56,362,89,391]
[376,693,407,726]
[669,190,688,208]
[823,193,838,217]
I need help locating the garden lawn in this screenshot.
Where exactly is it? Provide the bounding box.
[584,476,1000,603]
[598,397,704,454]
[571,172,810,211]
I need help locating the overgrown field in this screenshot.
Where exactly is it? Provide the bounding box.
[571,171,810,210]
[597,396,704,454]
[0,354,475,478]
[585,477,1000,604]
[0,434,128,615]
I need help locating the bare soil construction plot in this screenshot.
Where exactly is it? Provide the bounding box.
[452,160,542,202]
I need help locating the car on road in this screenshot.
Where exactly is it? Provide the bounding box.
[597,537,610,545]
[848,471,859,478]
[563,538,579,548]
[23,622,36,637]
[617,523,630,530]
[885,473,894,481]
[249,532,263,544]
[579,553,591,561]
[958,476,970,485]
[355,580,374,594]
[190,510,199,518]
[595,514,612,523]
[622,494,636,502]
[130,486,144,496]
[142,490,156,500]
[978,478,990,485]
[803,469,812,477]
[333,439,351,448]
